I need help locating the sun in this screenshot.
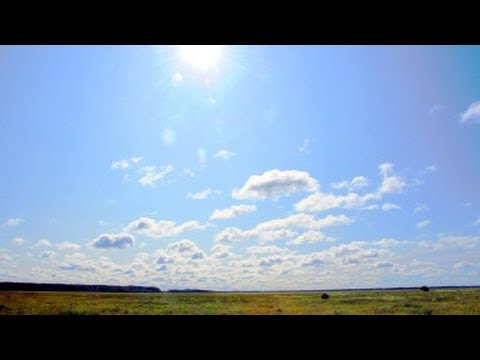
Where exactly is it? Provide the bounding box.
[178,45,222,70]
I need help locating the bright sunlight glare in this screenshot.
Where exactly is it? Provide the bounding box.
[178,45,222,70]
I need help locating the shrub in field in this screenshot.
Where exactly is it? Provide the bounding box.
[321,293,330,299]
[420,286,430,292]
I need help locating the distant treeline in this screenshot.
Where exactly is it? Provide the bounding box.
[0,282,161,293]
[168,289,214,293]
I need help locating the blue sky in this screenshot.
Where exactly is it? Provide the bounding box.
[1,45,479,290]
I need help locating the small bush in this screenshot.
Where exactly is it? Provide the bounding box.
[420,286,430,292]
[321,293,330,299]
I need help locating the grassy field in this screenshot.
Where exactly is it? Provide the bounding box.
[0,289,479,315]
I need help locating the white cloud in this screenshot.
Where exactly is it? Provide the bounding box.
[210,204,257,220]
[331,176,369,191]
[211,244,238,259]
[215,213,352,243]
[232,169,319,200]
[3,218,24,228]
[12,237,25,246]
[130,156,143,164]
[111,159,130,170]
[414,204,429,213]
[378,163,406,194]
[89,233,135,249]
[186,188,222,200]
[166,239,206,260]
[214,149,236,160]
[295,191,380,212]
[182,168,195,177]
[474,216,480,226]
[171,73,184,86]
[56,242,82,251]
[460,100,480,124]
[0,254,12,262]
[124,217,212,239]
[288,230,327,245]
[382,203,400,211]
[59,253,97,272]
[32,239,52,248]
[246,245,290,256]
[436,235,480,250]
[299,138,311,154]
[416,220,431,229]
[139,165,173,187]
[41,251,55,258]
[363,204,380,210]
[429,104,443,116]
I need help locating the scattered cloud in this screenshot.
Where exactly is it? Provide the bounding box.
[111,159,130,170]
[474,216,480,226]
[3,218,24,228]
[124,217,212,239]
[460,100,480,124]
[12,237,25,246]
[435,235,480,250]
[130,156,143,164]
[378,163,406,194]
[139,165,173,187]
[214,149,236,160]
[232,169,319,200]
[0,254,12,262]
[56,242,82,251]
[59,253,97,272]
[32,239,51,248]
[295,191,380,212]
[331,176,369,191]
[186,188,222,200]
[416,220,431,229]
[382,203,400,211]
[182,168,195,177]
[210,204,257,220]
[299,138,311,154]
[89,232,135,249]
[246,245,290,256]
[288,230,328,245]
[414,204,429,213]
[215,213,352,243]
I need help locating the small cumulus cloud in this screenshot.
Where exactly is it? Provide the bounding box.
[460,100,480,125]
[3,218,24,228]
[428,104,444,116]
[186,188,222,200]
[378,163,406,194]
[89,232,135,249]
[111,159,130,170]
[214,149,236,160]
[210,204,257,220]
[414,204,430,213]
[56,242,82,251]
[382,203,400,211]
[182,168,195,177]
[288,230,328,245]
[331,176,369,191]
[12,237,25,246]
[139,165,174,187]
[299,138,311,155]
[171,73,184,87]
[416,220,431,229]
[124,217,212,239]
[232,169,319,200]
[130,156,143,164]
[32,239,52,248]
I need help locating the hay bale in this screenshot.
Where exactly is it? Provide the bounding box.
[321,293,330,299]
[420,286,430,292]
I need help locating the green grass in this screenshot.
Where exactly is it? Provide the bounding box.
[0,289,479,315]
